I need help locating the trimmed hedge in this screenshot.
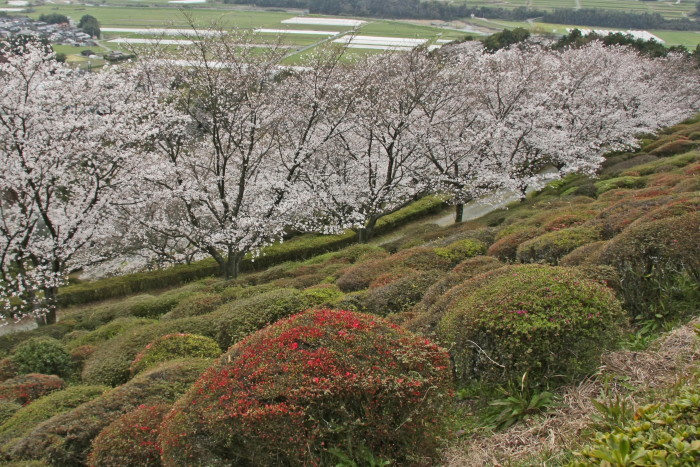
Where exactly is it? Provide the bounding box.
[358,270,443,316]
[81,317,219,387]
[130,333,221,376]
[57,196,446,307]
[438,265,626,387]
[160,293,224,320]
[516,227,601,265]
[65,317,155,350]
[487,228,543,262]
[10,338,72,379]
[88,403,171,467]
[8,359,210,466]
[0,385,107,450]
[0,374,65,406]
[336,247,452,292]
[158,309,453,467]
[597,212,700,321]
[214,288,312,349]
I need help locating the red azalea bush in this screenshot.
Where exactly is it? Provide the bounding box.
[159,309,453,466]
[0,374,64,405]
[88,403,171,467]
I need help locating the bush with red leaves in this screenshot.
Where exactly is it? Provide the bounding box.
[0,374,64,405]
[88,403,171,467]
[159,309,453,466]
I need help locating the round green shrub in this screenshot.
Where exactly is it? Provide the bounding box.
[0,374,65,406]
[649,138,697,157]
[8,359,210,466]
[438,264,626,387]
[336,247,451,292]
[10,338,72,378]
[66,317,155,350]
[161,292,224,320]
[0,385,107,449]
[487,228,542,262]
[407,256,504,337]
[516,227,601,265]
[82,317,219,387]
[359,270,443,316]
[214,288,312,349]
[300,284,344,308]
[67,294,156,331]
[88,403,171,467]
[559,241,609,266]
[130,289,196,319]
[130,333,221,376]
[597,212,700,320]
[219,283,278,302]
[435,238,487,263]
[158,309,453,467]
[0,400,21,424]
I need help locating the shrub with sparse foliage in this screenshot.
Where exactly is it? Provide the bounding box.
[158,309,453,467]
[439,265,626,387]
[88,404,171,467]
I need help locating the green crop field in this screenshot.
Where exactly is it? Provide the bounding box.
[452,0,697,18]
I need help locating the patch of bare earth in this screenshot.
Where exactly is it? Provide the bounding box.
[443,318,700,466]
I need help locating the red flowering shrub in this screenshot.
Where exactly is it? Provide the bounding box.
[9,359,210,466]
[88,404,171,467]
[159,309,453,466]
[438,265,626,387]
[0,374,64,405]
[130,334,220,376]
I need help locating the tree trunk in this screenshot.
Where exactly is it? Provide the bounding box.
[220,252,244,280]
[35,287,57,326]
[455,203,464,223]
[356,216,379,243]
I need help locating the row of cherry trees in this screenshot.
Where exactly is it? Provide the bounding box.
[1,37,698,323]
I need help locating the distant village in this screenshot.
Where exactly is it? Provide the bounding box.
[0,15,97,47]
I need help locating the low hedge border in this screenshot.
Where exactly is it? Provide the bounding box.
[58,196,447,307]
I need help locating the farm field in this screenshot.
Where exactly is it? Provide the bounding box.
[463,17,700,46]
[455,0,697,18]
[10,5,467,60]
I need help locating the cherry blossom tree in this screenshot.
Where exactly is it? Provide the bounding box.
[426,42,700,218]
[0,44,148,324]
[127,35,356,278]
[300,50,450,242]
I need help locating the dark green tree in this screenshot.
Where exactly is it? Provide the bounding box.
[78,14,101,38]
[38,13,69,25]
[483,28,531,52]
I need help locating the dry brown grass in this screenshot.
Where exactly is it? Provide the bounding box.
[443,318,700,467]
